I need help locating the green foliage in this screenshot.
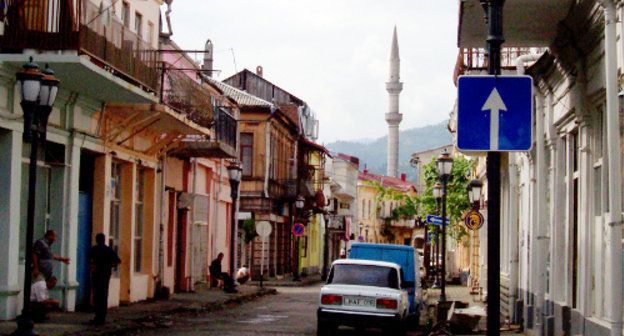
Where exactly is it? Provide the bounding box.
[242,218,258,244]
[368,156,474,245]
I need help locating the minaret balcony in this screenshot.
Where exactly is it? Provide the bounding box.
[385,82,403,93]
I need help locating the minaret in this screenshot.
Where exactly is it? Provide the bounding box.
[386,26,403,177]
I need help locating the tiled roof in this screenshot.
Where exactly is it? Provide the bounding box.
[358,171,417,192]
[205,77,273,107]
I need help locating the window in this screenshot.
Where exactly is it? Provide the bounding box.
[121,2,129,27]
[327,264,399,289]
[135,12,142,37]
[240,133,253,176]
[361,199,365,219]
[110,161,122,276]
[134,167,145,273]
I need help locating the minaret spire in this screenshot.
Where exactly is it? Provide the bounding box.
[385,26,403,177]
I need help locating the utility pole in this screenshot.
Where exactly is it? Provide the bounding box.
[482,1,504,335]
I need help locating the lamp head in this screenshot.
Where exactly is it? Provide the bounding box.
[467,179,483,205]
[295,195,305,209]
[39,65,60,108]
[436,151,454,178]
[432,181,443,200]
[16,57,43,104]
[227,160,242,183]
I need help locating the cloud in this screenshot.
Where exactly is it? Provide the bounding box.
[169,0,459,143]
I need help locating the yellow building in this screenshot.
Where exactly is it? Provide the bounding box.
[357,170,419,246]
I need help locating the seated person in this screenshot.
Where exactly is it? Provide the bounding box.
[30,276,59,322]
[209,253,236,292]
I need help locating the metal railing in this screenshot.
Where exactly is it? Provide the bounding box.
[213,107,236,148]
[1,0,159,92]
[454,47,547,84]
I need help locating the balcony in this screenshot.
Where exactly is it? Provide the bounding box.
[453,47,547,84]
[170,107,237,159]
[0,0,158,94]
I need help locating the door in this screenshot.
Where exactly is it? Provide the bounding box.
[76,192,92,308]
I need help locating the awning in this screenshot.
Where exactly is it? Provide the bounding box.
[103,103,212,157]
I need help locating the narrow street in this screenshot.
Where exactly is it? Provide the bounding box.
[120,284,422,336]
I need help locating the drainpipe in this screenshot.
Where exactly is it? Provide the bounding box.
[508,155,520,323]
[599,2,623,336]
[534,92,547,336]
[516,53,545,330]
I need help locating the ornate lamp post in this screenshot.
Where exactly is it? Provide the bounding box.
[14,58,60,336]
[227,161,242,291]
[322,211,330,280]
[436,151,453,302]
[467,179,483,209]
[432,182,443,289]
[293,195,305,281]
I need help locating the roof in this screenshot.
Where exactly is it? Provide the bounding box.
[300,136,329,155]
[204,77,273,107]
[331,258,401,269]
[358,170,417,192]
[351,243,414,252]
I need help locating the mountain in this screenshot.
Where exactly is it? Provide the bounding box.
[325,120,453,182]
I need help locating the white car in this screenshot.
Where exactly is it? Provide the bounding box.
[317,259,412,335]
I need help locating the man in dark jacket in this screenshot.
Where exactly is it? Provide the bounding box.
[209,253,236,293]
[88,233,121,325]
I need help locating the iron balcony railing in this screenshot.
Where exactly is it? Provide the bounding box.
[213,107,236,148]
[453,47,547,85]
[1,0,159,92]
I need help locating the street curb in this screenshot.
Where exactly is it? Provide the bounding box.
[65,288,278,336]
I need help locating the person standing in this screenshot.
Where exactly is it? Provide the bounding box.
[33,230,70,281]
[87,233,121,325]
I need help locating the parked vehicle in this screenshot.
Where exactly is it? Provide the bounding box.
[317,259,412,335]
[348,243,423,320]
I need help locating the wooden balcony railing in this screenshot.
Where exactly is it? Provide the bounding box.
[162,67,215,128]
[1,0,158,92]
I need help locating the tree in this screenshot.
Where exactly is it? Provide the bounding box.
[368,155,474,245]
[418,156,473,244]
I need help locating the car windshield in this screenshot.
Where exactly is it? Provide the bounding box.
[327,264,399,289]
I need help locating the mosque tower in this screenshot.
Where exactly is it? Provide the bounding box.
[385,26,403,177]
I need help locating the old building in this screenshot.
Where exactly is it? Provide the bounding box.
[455,1,623,335]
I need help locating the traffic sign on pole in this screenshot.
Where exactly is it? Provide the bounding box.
[426,215,450,226]
[292,223,305,236]
[457,75,533,152]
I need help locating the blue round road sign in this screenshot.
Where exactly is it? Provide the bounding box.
[292,223,305,236]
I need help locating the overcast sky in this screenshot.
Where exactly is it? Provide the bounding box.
[169,1,459,144]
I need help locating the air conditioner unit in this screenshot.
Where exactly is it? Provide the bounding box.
[177,192,194,209]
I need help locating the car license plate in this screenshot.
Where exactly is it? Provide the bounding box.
[344,296,374,307]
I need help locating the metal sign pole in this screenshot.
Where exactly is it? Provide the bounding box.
[484,1,504,335]
[261,236,265,289]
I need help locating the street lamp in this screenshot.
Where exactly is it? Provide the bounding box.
[467,179,483,209]
[436,151,453,302]
[293,195,305,281]
[322,211,330,280]
[14,58,60,336]
[432,182,443,288]
[227,161,242,292]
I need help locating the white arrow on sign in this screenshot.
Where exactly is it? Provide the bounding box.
[481,87,507,150]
